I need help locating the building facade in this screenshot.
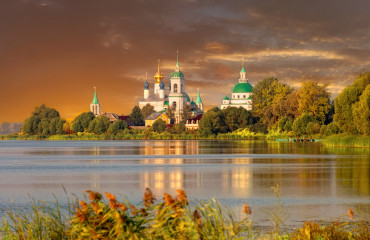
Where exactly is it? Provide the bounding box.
[221,61,253,110]
[139,53,204,124]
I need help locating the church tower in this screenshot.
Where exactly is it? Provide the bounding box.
[196,90,203,111]
[90,87,101,117]
[168,51,187,123]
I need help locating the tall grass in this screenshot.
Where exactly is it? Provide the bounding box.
[1,189,369,239]
[323,134,370,148]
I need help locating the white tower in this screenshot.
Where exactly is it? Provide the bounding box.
[168,51,187,123]
[90,87,101,117]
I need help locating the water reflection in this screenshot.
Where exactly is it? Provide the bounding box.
[0,140,369,225]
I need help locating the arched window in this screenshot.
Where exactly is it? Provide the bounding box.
[238,95,240,99]
[174,84,178,93]
[243,95,246,98]
[172,101,177,110]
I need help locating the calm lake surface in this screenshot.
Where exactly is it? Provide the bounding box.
[0,140,369,226]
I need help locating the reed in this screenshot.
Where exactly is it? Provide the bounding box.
[1,189,369,239]
[323,134,370,148]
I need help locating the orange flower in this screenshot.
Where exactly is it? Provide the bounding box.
[143,188,156,207]
[130,204,138,216]
[79,200,88,209]
[348,208,354,220]
[243,203,252,215]
[86,190,102,201]
[105,192,116,202]
[91,202,102,215]
[163,193,175,206]
[118,203,127,211]
[176,189,187,205]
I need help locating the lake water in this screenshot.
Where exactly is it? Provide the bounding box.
[0,140,369,227]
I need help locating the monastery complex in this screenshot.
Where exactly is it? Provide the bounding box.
[89,54,253,128]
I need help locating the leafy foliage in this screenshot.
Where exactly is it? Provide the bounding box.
[88,116,111,134]
[334,72,370,135]
[130,106,144,126]
[22,104,64,135]
[108,120,128,134]
[297,81,332,124]
[71,112,95,133]
[141,104,155,119]
[151,118,167,133]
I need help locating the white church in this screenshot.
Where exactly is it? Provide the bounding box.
[221,60,253,110]
[139,53,204,123]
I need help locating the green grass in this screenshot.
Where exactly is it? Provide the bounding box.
[323,134,370,148]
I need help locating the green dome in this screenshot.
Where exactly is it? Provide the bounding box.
[92,91,99,104]
[232,82,253,93]
[223,96,230,100]
[171,71,184,78]
[186,93,191,102]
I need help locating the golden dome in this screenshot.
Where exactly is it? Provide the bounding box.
[154,59,164,83]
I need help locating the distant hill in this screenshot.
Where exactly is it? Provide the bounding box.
[0,122,22,135]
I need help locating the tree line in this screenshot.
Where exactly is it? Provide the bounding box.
[19,72,369,137]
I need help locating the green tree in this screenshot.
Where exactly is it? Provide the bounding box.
[88,116,111,134]
[141,104,155,119]
[251,77,293,127]
[335,72,370,134]
[108,120,128,134]
[297,81,332,124]
[198,107,227,136]
[49,118,66,135]
[151,118,167,133]
[181,104,192,121]
[22,104,61,135]
[352,84,370,135]
[292,113,317,136]
[130,106,144,126]
[71,112,95,133]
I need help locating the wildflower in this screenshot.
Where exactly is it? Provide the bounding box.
[75,211,86,222]
[140,208,148,216]
[86,190,102,201]
[79,200,88,209]
[348,208,354,220]
[143,188,156,207]
[118,203,127,211]
[176,189,188,205]
[164,193,175,206]
[105,192,116,202]
[130,204,138,216]
[193,209,201,221]
[105,192,118,210]
[243,203,252,215]
[91,202,102,215]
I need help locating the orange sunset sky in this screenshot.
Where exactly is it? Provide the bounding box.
[0,0,369,122]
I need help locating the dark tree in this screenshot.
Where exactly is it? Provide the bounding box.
[22,104,62,135]
[141,104,155,119]
[152,118,167,133]
[130,106,144,126]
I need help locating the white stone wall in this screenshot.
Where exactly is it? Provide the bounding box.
[139,101,164,112]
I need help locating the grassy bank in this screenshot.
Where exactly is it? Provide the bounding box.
[1,189,369,240]
[323,134,370,148]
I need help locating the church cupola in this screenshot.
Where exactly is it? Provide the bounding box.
[154,59,163,94]
[159,80,165,98]
[195,90,204,111]
[90,87,101,117]
[144,74,150,99]
[239,58,247,83]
